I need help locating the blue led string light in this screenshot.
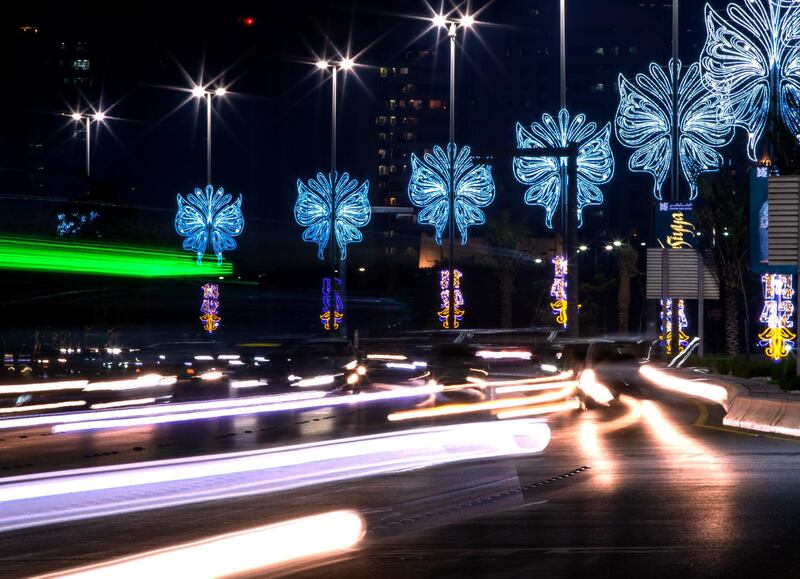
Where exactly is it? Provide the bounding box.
[407,143,495,246]
[616,59,734,200]
[294,172,371,261]
[513,109,614,229]
[701,0,800,161]
[175,185,244,265]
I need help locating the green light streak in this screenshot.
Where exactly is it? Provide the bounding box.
[0,236,233,277]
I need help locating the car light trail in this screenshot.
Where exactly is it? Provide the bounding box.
[294,375,335,388]
[495,399,580,419]
[495,379,578,395]
[199,371,224,381]
[83,374,177,392]
[90,398,157,410]
[0,391,328,431]
[366,354,407,360]
[387,392,565,422]
[53,385,443,433]
[33,510,365,579]
[448,371,574,391]
[0,420,549,532]
[229,380,267,389]
[639,365,729,407]
[0,235,232,277]
[475,350,532,360]
[578,369,614,405]
[0,401,86,415]
[0,380,89,395]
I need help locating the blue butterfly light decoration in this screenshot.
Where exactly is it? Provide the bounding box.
[701,0,800,161]
[294,172,371,260]
[513,109,614,229]
[407,143,495,246]
[615,59,734,200]
[175,185,244,265]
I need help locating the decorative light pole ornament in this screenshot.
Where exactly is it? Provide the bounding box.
[759,273,796,361]
[175,185,244,264]
[701,0,800,161]
[437,269,464,329]
[199,283,221,333]
[513,109,614,229]
[320,277,343,331]
[408,144,495,246]
[615,59,734,200]
[660,298,689,355]
[294,172,371,261]
[550,256,568,328]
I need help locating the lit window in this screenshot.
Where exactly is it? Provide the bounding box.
[409,99,423,110]
[379,67,388,78]
[429,99,444,110]
[390,165,397,174]
[388,99,397,111]
[389,116,397,126]
[378,149,387,160]
[400,67,409,75]
[590,83,605,92]
[389,196,397,206]
[404,132,416,142]
[377,116,387,126]
[405,116,418,126]
[378,165,389,176]
[398,100,406,109]
[73,59,90,71]
[379,132,388,142]
[594,47,604,56]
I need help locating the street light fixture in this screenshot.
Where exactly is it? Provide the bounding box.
[314,55,358,334]
[605,244,613,251]
[191,83,228,183]
[426,11,479,330]
[579,244,588,251]
[67,109,108,178]
[613,240,622,247]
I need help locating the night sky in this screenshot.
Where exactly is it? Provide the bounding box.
[0,1,748,274]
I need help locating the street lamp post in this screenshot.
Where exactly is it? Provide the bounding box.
[316,57,355,334]
[68,110,106,178]
[433,13,473,331]
[191,85,227,184]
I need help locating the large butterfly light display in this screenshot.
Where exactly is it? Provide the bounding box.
[407,143,495,246]
[294,172,371,261]
[175,185,244,265]
[701,0,800,161]
[513,109,614,229]
[615,59,734,200]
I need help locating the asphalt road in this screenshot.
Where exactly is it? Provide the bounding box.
[1,373,800,578]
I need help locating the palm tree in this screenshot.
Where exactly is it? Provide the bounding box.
[479,211,535,328]
[698,169,748,357]
[616,245,639,333]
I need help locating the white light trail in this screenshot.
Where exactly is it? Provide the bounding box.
[496,399,581,420]
[0,391,327,431]
[294,375,335,388]
[475,350,532,360]
[0,401,86,415]
[639,365,729,407]
[578,369,614,405]
[53,385,443,433]
[90,398,157,410]
[83,374,176,392]
[229,380,267,389]
[0,420,550,532]
[366,354,407,361]
[0,380,88,395]
[33,510,365,579]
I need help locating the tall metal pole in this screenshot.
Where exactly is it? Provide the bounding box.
[85,117,91,178]
[447,22,457,330]
[206,93,212,184]
[670,0,680,357]
[566,144,579,337]
[329,67,338,334]
[560,0,566,110]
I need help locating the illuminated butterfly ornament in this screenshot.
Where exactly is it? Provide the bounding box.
[294,172,371,260]
[615,59,734,200]
[513,109,614,229]
[701,0,800,161]
[407,143,495,245]
[175,185,244,265]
